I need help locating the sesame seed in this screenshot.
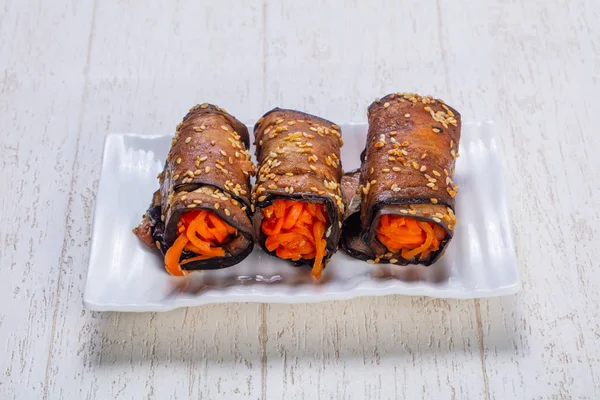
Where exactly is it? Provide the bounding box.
[194,169,202,175]
[448,224,454,231]
[432,127,442,133]
[430,198,438,204]
[205,166,211,173]
[310,165,317,171]
[388,156,396,161]
[213,203,220,209]
[389,131,397,136]
[200,103,208,109]
[433,170,441,177]
[366,259,374,264]
[404,113,410,118]
[420,166,427,172]
[421,153,427,159]
[450,140,454,148]
[258,195,267,202]
[176,157,182,164]
[185,137,192,144]
[383,102,390,108]
[390,258,398,264]
[412,162,419,169]
[392,167,401,172]
[382,168,390,173]
[173,174,180,180]
[220,125,229,131]
[392,187,401,192]
[268,184,277,190]
[193,199,202,204]
[408,210,416,215]
[199,156,208,162]
[375,142,384,148]
[224,208,230,216]
[443,215,451,222]
[400,209,408,214]
[427,182,435,188]
[187,204,196,208]
[211,140,216,146]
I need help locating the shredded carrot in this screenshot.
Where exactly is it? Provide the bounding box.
[376,214,447,261]
[261,199,328,279]
[165,234,189,276]
[163,209,236,275]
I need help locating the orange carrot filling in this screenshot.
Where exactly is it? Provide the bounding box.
[164,210,236,276]
[376,214,447,261]
[261,200,328,279]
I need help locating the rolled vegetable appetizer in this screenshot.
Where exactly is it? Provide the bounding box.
[341,93,461,265]
[133,103,256,275]
[252,108,345,279]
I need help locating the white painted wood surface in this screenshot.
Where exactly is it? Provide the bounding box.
[0,0,598,398]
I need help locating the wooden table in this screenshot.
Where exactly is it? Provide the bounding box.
[1,0,598,398]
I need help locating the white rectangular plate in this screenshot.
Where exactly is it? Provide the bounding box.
[84,122,520,311]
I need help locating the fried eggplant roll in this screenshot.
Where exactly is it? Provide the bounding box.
[343,93,461,265]
[252,108,344,279]
[133,103,256,275]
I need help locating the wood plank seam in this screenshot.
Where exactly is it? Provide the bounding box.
[41,1,99,398]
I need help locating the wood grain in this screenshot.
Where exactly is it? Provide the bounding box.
[0,0,599,399]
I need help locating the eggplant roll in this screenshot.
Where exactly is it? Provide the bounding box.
[252,108,344,279]
[341,93,461,265]
[133,103,256,275]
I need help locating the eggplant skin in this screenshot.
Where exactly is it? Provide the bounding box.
[133,104,256,271]
[340,93,461,265]
[252,108,344,269]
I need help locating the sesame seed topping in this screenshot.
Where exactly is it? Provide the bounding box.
[448,224,454,231]
[400,209,408,214]
[392,167,401,172]
[366,259,374,264]
[258,195,267,202]
[200,103,208,109]
[176,157,182,164]
[389,131,397,136]
[375,141,384,148]
[383,102,390,108]
[268,184,277,190]
[427,182,435,188]
[404,113,410,118]
[205,166,211,173]
[186,204,196,208]
[382,168,390,173]
[220,125,229,131]
[420,166,427,172]
[185,137,192,143]
[390,258,398,264]
[224,208,230,216]
[421,153,427,159]
[213,203,220,209]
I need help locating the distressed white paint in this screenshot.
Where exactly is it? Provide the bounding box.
[0,0,599,399]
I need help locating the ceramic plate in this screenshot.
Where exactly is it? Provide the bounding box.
[84,122,520,311]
